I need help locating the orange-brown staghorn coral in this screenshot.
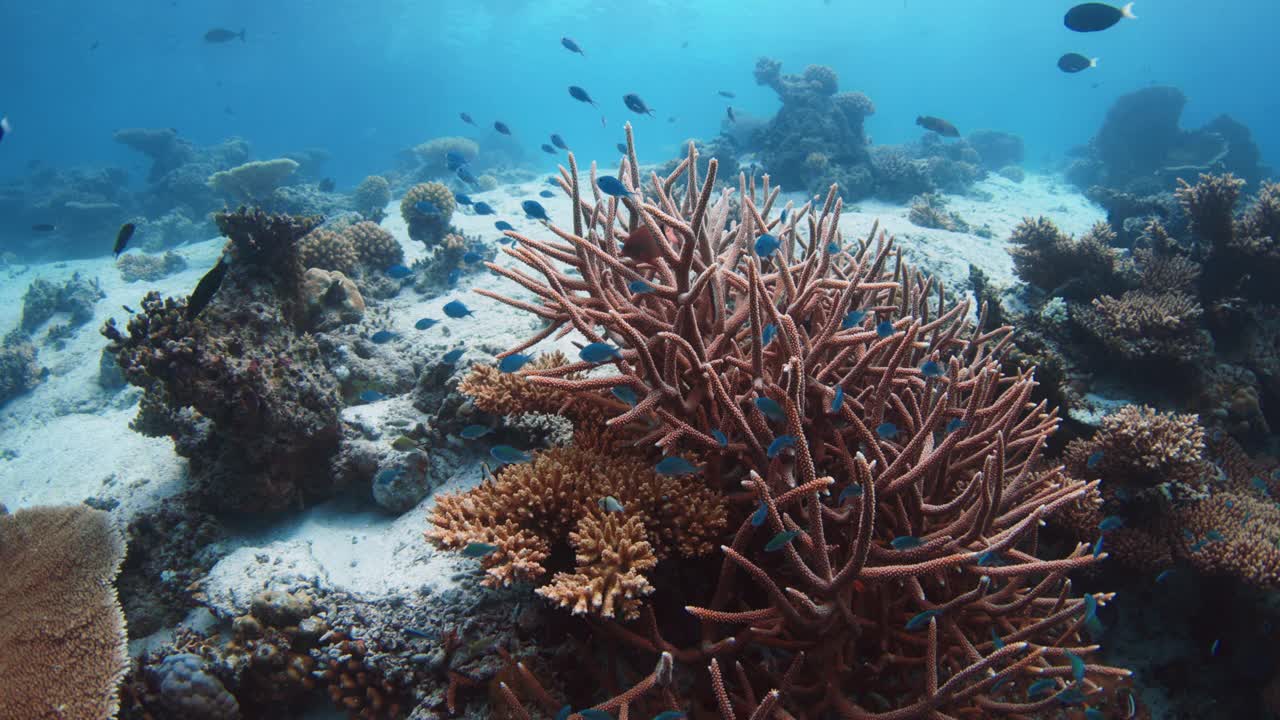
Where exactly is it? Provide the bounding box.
[1173,492,1280,588]
[426,434,726,617]
[1064,405,1212,494]
[458,351,600,423]
[435,124,1129,717]
[1077,290,1210,362]
[537,512,658,620]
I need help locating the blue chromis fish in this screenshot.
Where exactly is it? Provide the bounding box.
[655,456,699,476]
[462,542,498,557]
[560,36,584,55]
[945,418,967,433]
[841,309,867,329]
[838,484,863,503]
[891,535,923,550]
[457,165,478,185]
[443,300,473,318]
[415,199,440,216]
[539,190,555,198]
[1067,651,1085,682]
[495,220,515,231]
[459,112,477,126]
[386,263,413,279]
[521,200,549,220]
[762,323,777,345]
[596,175,632,197]
[622,93,655,116]
[876,422,899,439]
[358,390,386,402]
[1092,535,1105,557]
[616,143,628,154]
[1098,515,1124,531]
[493,121,512,135]
[1086,450,1104,469]
[459,425,492,439]
[442,347,465,363]
[754,397,785,421]
[1082,593,1097,621]
[578,342,621,362]
[447,268,461,286]
[462,251,483,264]
[876,320,895,338]
[550,133,569,150]
[454,192,473,205]
[568,85,597,107]
[598,496,624,513]
[711,429,728,447]
[498,354,532,372]
[445,151,469,171]
[555,707,572,720]
[611,385,637,405]
[754,233,780,256]
[766,435,795,458]
[628,279,654,294]
[765,529,800,552]
[905,609,940,631]
[472,201,495,215]
[920,360,944,377]
[371,330,397,344]
[751,503,768,526]
[490,445,532,464]
[977,550,1004,566]
[541,144,558,155]
[1027,678,1057,699]
[830,386,845,413]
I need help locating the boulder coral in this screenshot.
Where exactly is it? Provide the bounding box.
[399,182,455,246]
[351,174,391,218]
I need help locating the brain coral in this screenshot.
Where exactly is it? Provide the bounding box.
[400,182,455,246]
[345,220,403,270]
[0,504,128,720]
[297,227,359,275]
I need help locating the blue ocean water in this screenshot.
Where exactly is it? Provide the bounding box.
[2,0,1276,184]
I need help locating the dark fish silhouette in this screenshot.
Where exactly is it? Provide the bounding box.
[460,112,477,126]
[1064,2,1136,32]
[726,106,736,123]
[616,143,627,154]
[113,222,136,256]
[0,117,9,143]
[31,223,55,232]
[568,85,597,107]
[186,255,229,320]
[550,133,568,150]
[623,93,654,116]
[318,177,336,192]
[541,144,557,154]
[457,165,478,185]
[1058,53,1098,73]
[916,115,960,138]
[718,90,736,98]
[204,28,245,43]
[494,121,512,135]
[560,37,585,55]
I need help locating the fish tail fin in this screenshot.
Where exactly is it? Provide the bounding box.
[1122,2,1136,18]
[1091,57,1099,68]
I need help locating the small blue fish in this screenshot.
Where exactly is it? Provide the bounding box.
[415,199,440,216]
[1057,688,1087,706]
[838,484,863,504]
[540,190,555,198]
[826,241,839,254]
[599,496,625,513]
[655,456,699,476]
[754,397,785,421]
[905,609,940,631]
[891,535,923,550]
[560,36,585,55]
[472,201,496,215]
[945,418,968,433]
[1086,450,1104,469]
[611,385,637,405]
[499,354,532,373]
[578,342,621,362]
[459,425,492,439]
[547,176,560,185]
[876,422,899,439]
[495,220,514,231]
[1252,476,1269,495]
[920,360,944,378]
[991,627,1005,649]
[1155,568,1174,583]
[751,503,768,527]
[463,251,484,264]
[455,193,473,205]
[445,151,468,171]
[780,208,789,223]
[462,542,498,558]
[711,429,728,447]
[628,279,654,294]
[977,550,1004,567]
[766,435,795,458]
[443,300,473,318]
[830,386,845,413]
[497,235,516,246]
[841,310,867,329]
[754,233,780,257]
[386,264,413,279]
[555,707,572,720]
[578,711,611,720]
[1066,651,1085,682]
[1027,679,1057,699]
[447,268,461,286]
[522,200,549,220]
[490,445,532,464]
[1210,638,1221,656]
[541,143,558,155]
[1099,515,1124,531]
[359,390,386,402]
[1082,593,1097,622]
[442,347,465,363]
[616,142,628,154]
[762,323,777,345]
[596,175,632,197]
[1091,535,1104,557]
[876,320,895,338]
[371,330,397,344]
[765,529,800,552]
[457,165,479,185]
[493,120,512,135]
[1206,529,1224,541]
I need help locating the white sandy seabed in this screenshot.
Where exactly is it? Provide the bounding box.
[0,170,1102,647]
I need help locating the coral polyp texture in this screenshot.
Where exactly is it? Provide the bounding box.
[345,220,403,270]
[399,181,455,245]
[429,125,1130,716]
[351,174,391,219]
[297,226,359,275]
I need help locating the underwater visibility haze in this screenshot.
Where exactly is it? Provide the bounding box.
[2,1,1280,718]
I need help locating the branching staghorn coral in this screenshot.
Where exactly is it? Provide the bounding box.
[435,125,1129,717]
[1077,289,1210,363]
[1007,217,1134,300]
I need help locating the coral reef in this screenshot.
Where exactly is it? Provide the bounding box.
[102,209,345,512]
[399,182,456,246]
[1077,290,1210,363]
[431,129,1129,716]
[300,268,366,330]
[352,174,392,220]
[0,504,128,720]
[907,193,969,231]
[1008,217,1133,300]
[0,331,41,406]
[20,272,105,332]
[411,136,479,179]
[967,129,1025,171]
[117,250,188,282]
[297,226,359,275]
[206,158,300,204]
[346,220,404,270]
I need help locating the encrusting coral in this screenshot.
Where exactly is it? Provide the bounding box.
[0,504,128,720]
[430,125,1131,717]
[399,182,455,246]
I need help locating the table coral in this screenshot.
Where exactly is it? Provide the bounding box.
[431,126,1129,717]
